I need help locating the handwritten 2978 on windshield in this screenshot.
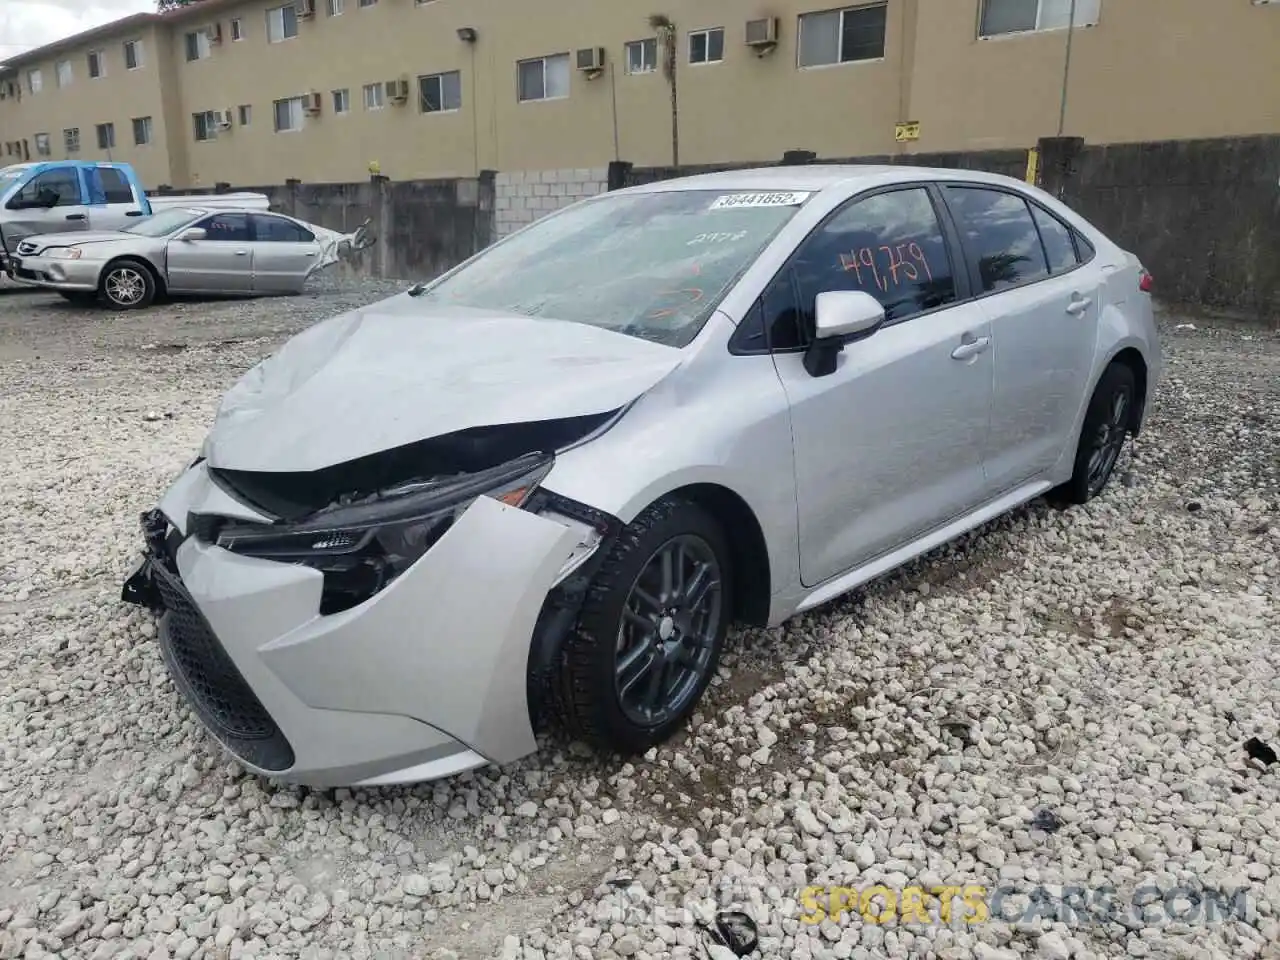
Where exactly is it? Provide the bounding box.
[839,243,934,292]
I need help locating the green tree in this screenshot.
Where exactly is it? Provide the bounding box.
[156,0,197,11]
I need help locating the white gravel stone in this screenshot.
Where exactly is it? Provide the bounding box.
[0,295,1276,960]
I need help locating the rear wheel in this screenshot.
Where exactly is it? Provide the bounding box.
[98,259,156,311]
[553,496,732,754]
[1052,361,1136,506]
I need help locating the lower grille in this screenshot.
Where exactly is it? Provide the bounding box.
[151,562,294,772]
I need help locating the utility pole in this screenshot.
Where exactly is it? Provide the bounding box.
[1056,0,1078,137]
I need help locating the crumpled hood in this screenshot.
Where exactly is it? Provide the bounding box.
[203,294,682,472]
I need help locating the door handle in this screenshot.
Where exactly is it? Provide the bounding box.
[303,251,317,257]
[1066,296,1093,316]
[125,211,144,217]
[951,335,991,361]
[65,213,87,221]
[234,250,249,256]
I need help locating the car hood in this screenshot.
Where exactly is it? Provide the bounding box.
[21,230,132,251]
[203,294,683,472]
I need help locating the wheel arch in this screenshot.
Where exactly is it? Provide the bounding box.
[101,254,166,297]
[1108,346,1148,436]
[662,482,772,628]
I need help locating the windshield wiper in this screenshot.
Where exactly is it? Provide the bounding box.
[407,282,427,297]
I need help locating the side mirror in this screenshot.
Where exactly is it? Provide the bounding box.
[37,188,60,208]
[803,291,886,377]
[177,227,207,241]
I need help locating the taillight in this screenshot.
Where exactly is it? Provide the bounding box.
[1139,270,1154,293]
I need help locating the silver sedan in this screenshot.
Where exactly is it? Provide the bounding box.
[9,206,373,309]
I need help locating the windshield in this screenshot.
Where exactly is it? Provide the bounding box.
[419,188,809,347]
[0,165,30,193]
[123,208,206,237]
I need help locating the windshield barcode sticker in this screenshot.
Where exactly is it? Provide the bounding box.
[709,191,811,210]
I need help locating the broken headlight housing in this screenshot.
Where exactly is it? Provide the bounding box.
[214,452,553,614]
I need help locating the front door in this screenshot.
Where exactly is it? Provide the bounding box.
[249,213,322,293]
[165,212,254,293]
[940,186,1101,492]
[3,165,91,243]
[766,186,995,587]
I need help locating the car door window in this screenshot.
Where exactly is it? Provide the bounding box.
[944,186,1050,293]
[10,168,82,208]
[1030,203,1078,275]
[198,213,251,242]
[98,167,135,204]
[253,214,315,242]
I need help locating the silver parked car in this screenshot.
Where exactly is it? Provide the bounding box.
[122,166,1161,787]
[9,206,372,309]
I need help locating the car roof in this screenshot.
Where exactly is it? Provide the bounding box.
[620,164,1035,197]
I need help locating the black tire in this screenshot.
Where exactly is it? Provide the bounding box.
[1051,361,1136,506]
[59,291,97,305]
[553,496,733,754]
[97,259,156,311]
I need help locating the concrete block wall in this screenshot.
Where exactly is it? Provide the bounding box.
[494,167,608,238]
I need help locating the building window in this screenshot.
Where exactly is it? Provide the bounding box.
[64,128,81,153]
[979,0,1100,36]
[27,69,43,93]
[96,123,116,150]
[362,83,385,110]
[193,111,217,141]
[418,71,461,113]
[359,0,378,7]
[34,133,51,156]
[88,50,106,79]
[689,27,725,64]
[274,97,305,132]
[231,18,244,40]
[797,3,888,68]
[517,53,570,102]
[56,60,73,87]
[132,116,152,145]
[625,38,658,75]
[238,104,252,126]
[267,5,299,43]
[327,0,344,13]
[332,88,350,113]
[124,39,143,69]
[185,31,212,61]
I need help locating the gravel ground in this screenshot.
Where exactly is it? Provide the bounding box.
[0,285,1277,960]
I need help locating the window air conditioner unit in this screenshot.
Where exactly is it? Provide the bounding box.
[745,17,779,49]
[384,77,410,103]
[215,109,234,129]
[208,23,224,45]
[576,47,606,72]
[296,0,317,17]
[303,91,323,115]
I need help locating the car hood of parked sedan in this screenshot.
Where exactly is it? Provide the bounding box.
[202,294,683,472]
[21,230,134,252]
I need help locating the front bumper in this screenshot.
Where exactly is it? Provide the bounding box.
[123,462,589,787]
[7,254,102,291]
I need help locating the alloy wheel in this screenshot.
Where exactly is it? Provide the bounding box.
[1086,384,1132,496]
[105,267,146,306]
[614,534,724,727]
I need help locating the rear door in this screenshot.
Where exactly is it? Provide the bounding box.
[3,164,91,242]
[164,212,254,293]
[84,164,147,231]
[940,184,1101,492]
[248,213,321,292]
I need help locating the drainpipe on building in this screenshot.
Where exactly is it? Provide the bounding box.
[1056,0,1078,139]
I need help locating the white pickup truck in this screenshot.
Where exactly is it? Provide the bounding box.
[0,159,269,275]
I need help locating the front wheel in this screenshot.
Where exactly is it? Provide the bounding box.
[553,496,732,754]
[1051,361,1136,506]
[98,259,156,311]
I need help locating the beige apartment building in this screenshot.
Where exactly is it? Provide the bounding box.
[1,0,1278,190]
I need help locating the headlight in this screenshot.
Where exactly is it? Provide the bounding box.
[215,452,553,614]
[45,247,83,260]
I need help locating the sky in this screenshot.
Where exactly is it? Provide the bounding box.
[0,0,155,61]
